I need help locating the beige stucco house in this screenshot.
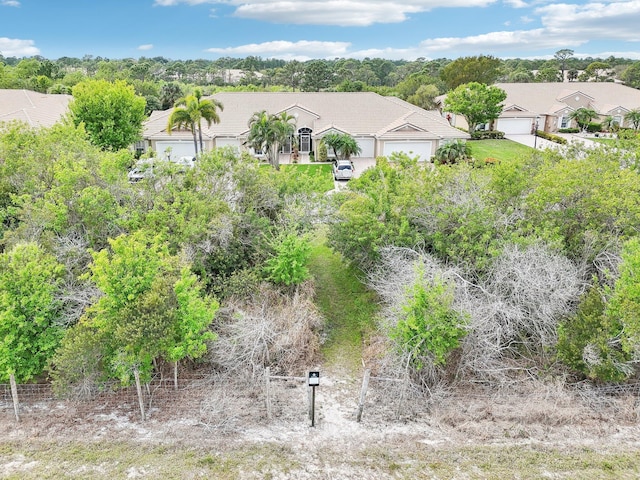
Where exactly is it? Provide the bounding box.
[142,91,469,163]
[0,89,72,128]
[445,82,640,135]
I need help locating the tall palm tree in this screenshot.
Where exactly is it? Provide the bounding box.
[166,89,223,155]
[247,110,296,170]
[167,96,198,155]
[568,108,599,133]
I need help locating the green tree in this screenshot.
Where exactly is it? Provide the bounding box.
[167,89,224,155]
[406,84,440,110]
[247,110,296,170]
[160,82,183,110]
[554,49,574,81]
[568,107,599,132]
[301,60,332,92]
[69,79,146,151]
[621,63,640,89]
[440,55,502,90]
[585,61,612,82]
[322,132,362,160]
[625,108,640,130]
[443,82,507,132]
[0,243,64,419]
[263,231,311,286]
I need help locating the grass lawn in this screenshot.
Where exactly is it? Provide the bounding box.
[468,139,534,163]
[307,226,379,374]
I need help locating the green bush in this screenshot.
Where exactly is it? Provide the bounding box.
[556,284,630,382]
[536,130,567,144]
[393,272,467,369]
[586,122,602,133]
[263,232,311,286]
[558,128,580,133]
[470,130,505,140]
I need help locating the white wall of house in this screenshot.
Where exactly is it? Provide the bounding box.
[215,138,242,149]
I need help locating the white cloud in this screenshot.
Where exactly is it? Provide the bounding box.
[138,44,154,51]
[1,0,20,6]
[503,0,528,8]
[537,0,640,42]
[206,40,352,61]
[0,37,39,57]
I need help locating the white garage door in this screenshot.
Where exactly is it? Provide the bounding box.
[215,138,241,149]
[355,137,375,158]
[496,118,532,135]
[383,141,432,161]
[155,141,196,160]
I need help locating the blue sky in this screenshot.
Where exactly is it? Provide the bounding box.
[1,0,640,61]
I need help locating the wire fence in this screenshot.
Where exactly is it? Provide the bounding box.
[2,373,639,426]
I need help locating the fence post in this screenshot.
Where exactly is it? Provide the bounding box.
[9,373,20,423]
[356,369,371,423]
[265,367,272,421]
[133,368,146,421]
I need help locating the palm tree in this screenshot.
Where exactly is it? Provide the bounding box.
[247,110,296,170]
[166,89,223,155]
[602,116,619,133]
[166,97,198,155]
[568,108,599,133]
[322,132,361,160]
[626,109,640,130]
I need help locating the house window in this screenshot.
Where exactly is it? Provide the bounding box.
[614,115,623,127]
[560,116,569,128]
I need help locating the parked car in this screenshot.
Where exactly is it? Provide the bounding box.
[333,160,354,181]
[127,159,155,183]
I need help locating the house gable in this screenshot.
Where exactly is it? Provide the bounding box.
[558,90,595,110]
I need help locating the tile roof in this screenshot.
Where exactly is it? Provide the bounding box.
[145,91,467,141]
[494,82,640,116]
[0,89,72,128]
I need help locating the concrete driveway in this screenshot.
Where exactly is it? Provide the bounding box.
[505,133,599,150]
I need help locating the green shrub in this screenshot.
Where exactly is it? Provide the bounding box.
[393,272,467,368]
[536,130,567,144]
[556,283,630,382]
[470,130,505,140]
[558,128,580,133]
[263,232,311,286]
[586,122,602,133]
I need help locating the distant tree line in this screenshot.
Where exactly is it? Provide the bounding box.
[2,52,640,114]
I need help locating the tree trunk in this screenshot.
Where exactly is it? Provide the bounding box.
[9,373,20,423]
[191,127,198,155]
[133,367,146,421]
[174,360,178,391]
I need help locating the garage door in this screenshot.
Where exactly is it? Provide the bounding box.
[496,118,533,135]
[155,141,196,160]
[355,138,374,158]
[383,141,432,161]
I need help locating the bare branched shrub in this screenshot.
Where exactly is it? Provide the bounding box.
[461,244,581,382]
[209,282,323,378]
[367,244,582,386]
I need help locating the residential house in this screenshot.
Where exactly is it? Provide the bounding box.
[142,91,469,163]
[0,89,72,128]
[441,82,640,134]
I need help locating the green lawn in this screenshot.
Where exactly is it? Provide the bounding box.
[468,139,534,163]
[307,227,379,374]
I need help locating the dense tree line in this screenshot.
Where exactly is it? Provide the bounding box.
[2,53,640,115]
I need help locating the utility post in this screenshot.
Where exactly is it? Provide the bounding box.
[534,116,540,149]
[308,371,320,427]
